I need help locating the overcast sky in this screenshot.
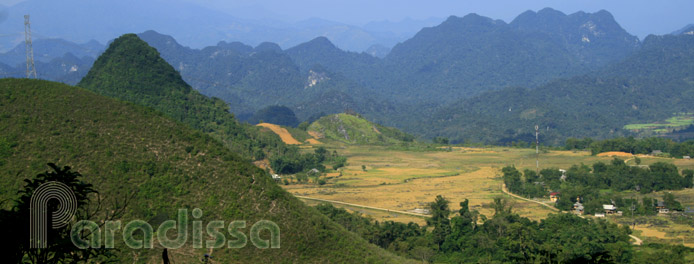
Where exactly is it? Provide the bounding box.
[2,0,692,38]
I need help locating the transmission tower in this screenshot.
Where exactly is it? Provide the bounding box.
[24,14,37,79]
[535,125,540,174]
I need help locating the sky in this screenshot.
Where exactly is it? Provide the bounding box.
[1,0,692,39]
[184,0,693,38]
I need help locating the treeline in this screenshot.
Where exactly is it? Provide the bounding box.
[316,196,691,263]
[565,136,694,158]
[503,159,693,214]
[270,146,346,174]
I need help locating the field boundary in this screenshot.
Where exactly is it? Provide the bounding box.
[295,195,429,218]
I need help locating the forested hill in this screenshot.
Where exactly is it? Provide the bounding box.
[78,34,287,161]
[287,8,639,107]
[308,113,415,145]
[0,79,406,263]
[427,33,694,145]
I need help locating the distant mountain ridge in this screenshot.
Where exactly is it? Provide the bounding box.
[0,0,425,53]
[5,7,693,145]
[425,33,694,144]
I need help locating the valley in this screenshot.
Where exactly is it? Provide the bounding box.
[259,126,694,249]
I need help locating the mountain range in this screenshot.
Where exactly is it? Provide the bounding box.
[0,0,437,53]
[2,7,693,145]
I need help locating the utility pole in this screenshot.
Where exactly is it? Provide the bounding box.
[24,14,37,79]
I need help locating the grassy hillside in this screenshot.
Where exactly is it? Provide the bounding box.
[78,34,284,161]
[0,79,407,263]
[308,113,414,145]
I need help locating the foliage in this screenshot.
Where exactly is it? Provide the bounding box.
[316,196,655,263]
[0,164,121,263]
[0,79,405,263]
[308,113,415,145]
[564,136,694,158]
[250,105,300,127]
[426,34,694,145]
[502,158,689,215]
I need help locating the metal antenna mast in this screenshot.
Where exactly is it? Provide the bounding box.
[24,15,37,79]
[535,125,540,174]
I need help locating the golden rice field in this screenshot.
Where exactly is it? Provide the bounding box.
[280,144,694,243]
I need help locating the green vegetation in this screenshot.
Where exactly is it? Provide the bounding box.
[316,196,654,263]
[308,113,414,145]
[426,34,694,145]
[564,136,694,158]
[502,159,693,214]
[250,105,300,127]
[78,34,287,161]
[1,164,120,263]
[624,113,694,133]
[0,79,406,262]
[78,33,330,174]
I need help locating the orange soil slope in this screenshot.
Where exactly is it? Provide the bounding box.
[257,123,301,145]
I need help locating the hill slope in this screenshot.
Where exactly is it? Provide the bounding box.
[78,34,284,161]
[308,113,414,145]
[427,33,694,144]
[0,79,407,262]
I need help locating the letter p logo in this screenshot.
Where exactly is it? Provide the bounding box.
[30,181,78,248]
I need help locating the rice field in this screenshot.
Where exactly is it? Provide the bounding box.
[280,144,694,242]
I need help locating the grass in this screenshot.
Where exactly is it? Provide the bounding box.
[624,112,694,133]
[0,79,409,263]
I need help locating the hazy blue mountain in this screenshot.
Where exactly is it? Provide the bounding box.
[285,36,379,75]
[509,8,640,66]
[375,8,639,106]
[363,17,444,36]
[0,38,103,67]
[426,33,694,144]
[672,24,694,35]
[34,53,95,85]
[364,44,391,58]
[0,0,410,53]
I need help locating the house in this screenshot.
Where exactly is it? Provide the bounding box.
[656,201,669,214]
[595,213,605,218]
[573,201,584,215]
[271,174,281,182]
[549,192,560,202]
[603,204,617,214]
[652,150,663,155]
[684,156,691,160]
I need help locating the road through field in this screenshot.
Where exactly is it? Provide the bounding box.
[502,184,643,245]
[296,195,429,218]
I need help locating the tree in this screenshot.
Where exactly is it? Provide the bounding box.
[663,192,683,211]
[682,169,694,188]
[0,163,128,263]
[428,195,451,248]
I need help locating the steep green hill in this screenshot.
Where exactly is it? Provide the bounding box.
[78,34,284,161]
[0,79,407,262]
[308,113,414,145]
